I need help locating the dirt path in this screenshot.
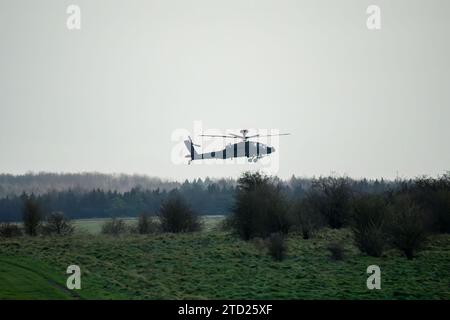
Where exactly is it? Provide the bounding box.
[0,258,82,299]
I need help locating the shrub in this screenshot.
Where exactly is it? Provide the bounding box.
[327,242,345,261]
[433,189,450,233]
[101,218,127,236]
[290,198,323,239]
[251,237,267,255]
[409,174,450,233]
[158,192,201,233]
[266,232,286,261]
[397,172,450,233]
[0,223,22,238]
[218,216,234,232]
[389,195,429,259]
[309,176,353,229]
[230,172,291,240]
[351,194,389,257]
[22,199,43,236]
[136,213,159,234]
[42,212,74,235]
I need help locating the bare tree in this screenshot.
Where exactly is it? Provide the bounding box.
[290,198,323,239]
[158,192,201,233]
[309,176,353,229]
[42,211,74,235]
[230,172,290,240]
[0,223,22,238]
[101,218,127,236]
[351,194,389,257]
[389,195,429,260]
[22,199,43,236]
[137,213,158,234]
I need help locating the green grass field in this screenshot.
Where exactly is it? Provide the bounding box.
[0,216,449,300]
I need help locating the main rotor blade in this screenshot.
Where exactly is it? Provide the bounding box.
[199,134,242,139]
[246,133,291,139]
[228,133,245,139]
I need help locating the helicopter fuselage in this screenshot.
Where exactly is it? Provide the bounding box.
[185,140,275,163]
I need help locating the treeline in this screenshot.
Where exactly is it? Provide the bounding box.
[0,172,182,197]
[227,172,450,260]
[0,172,395,198]
[0,174,398,221]
[0,185,235,221]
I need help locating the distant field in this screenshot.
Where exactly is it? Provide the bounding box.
[73,217,138,234]
[0,216,449,299]
[73,215,224,234]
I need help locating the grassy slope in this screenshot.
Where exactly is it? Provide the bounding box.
[0,218,449,300]
[0,257,71,300]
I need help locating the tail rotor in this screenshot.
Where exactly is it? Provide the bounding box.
[184,136,200,163]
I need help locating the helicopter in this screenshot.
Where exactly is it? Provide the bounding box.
[184,129,290,164]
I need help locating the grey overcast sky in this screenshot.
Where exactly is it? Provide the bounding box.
[0,0,449,181]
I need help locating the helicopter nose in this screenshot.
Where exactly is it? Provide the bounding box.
[271,147,276,153]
